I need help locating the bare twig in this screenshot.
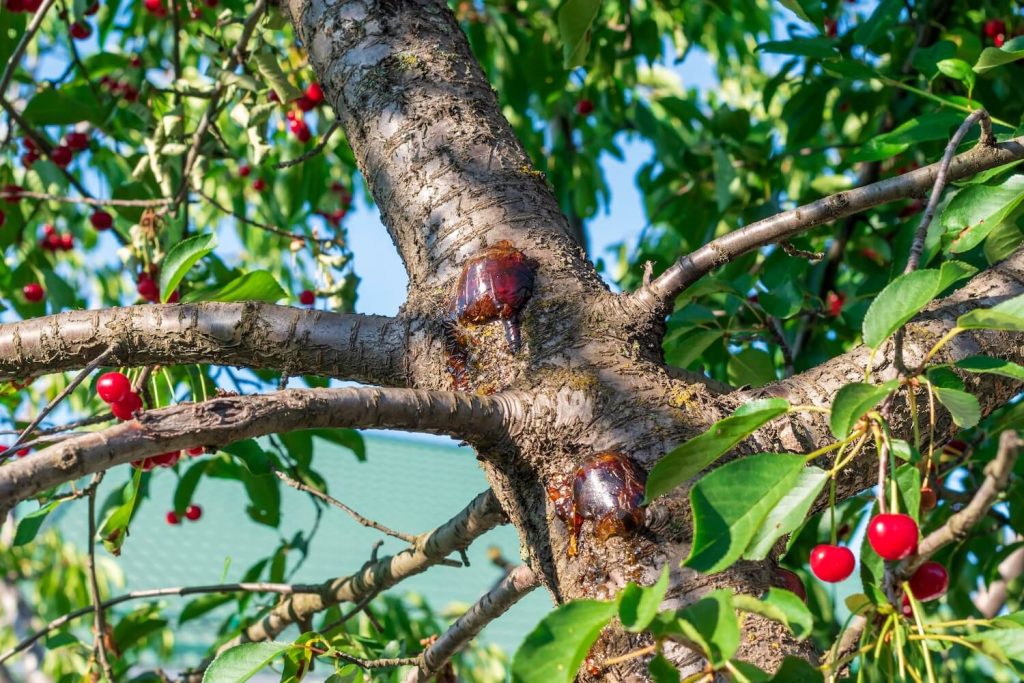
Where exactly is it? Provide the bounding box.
[0,191,174,208]
[2,349,113,459]
[276,120,341,169]
[904,109,994,273]
[635,133,1024,313]
[0,583,324,665]
[85,474,115,683]
[404,565,538,682]
[273,468,417,543]
[196,189,315,241]
[899,430,1020,577]
[326,651,418,669]
[0,0,59,97]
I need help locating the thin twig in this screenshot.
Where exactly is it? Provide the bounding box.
[780,241,824,261]
[3,349,113,457]
[0,582,324,665]
[273,468,417,543]
[313,648,418,670]
[904,108,994,274]
[0,0,59,97]
[0,412,113,438]
[0,191,173,207]
[86,474,115,682]
[898,430,1020,577]
[276,120,341,169]
[196,189,314,241]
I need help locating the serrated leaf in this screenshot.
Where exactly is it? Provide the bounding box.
[931,385,981,428]
[182,271,286,304]
[511,600,618,683]
[203,642,292,683]
[159,233,217,302]
[557,0,601,68]
[956,355,1024,381]
[733,588,813,640]
[830,381,897,439]
[958,293,1024,331]
[673,590,739,666]
[965,629,1024,674]
[860,262,971,348]
[973,36,1024,74]
[619,566,670,632]
[250,51,303,102]
[686,454,807,573]
[943,176,1024,254]
[646,399,790,502]
[744,466,828,560]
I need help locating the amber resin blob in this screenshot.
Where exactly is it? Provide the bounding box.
[450,240,536,353]
[553,451,647,557]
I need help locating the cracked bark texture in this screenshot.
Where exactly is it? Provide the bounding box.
[5,0,1024,680]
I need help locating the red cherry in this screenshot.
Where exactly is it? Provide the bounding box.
[22,152,38,167]
[942,439,968,460]
[65,131,89,151]
[51,145,73,168]
[165,510,181,525]
[994,34,1006,48]
[97,371,132,403]
[84,1,99,14]
[143,0,163,12]
[919,486,937,512]
[285,109,298,121]
[984,19,1007,38]
[185,504,202,521]
[167,289,179,303]
[23,137,37,152]
[908,561,949,602]
[575,99,594,115]
[22,283,44,302]
[122,84,140,102]
[867,513,919,560]
[60,234,74,250]
[776,568,807,601]
[0,210,5,227]
[239,164,251,177]
[131,457,156,471]
[809,544,856,583]
[43,223,55,236]
[151,451,180,468]
[289,118,311,142]
[16,448,30,457]
[137,275,159,302]
[90,210,113,230]
[186,446,204,456]
[2,185,23,202]
[69,21,92,40]
[5,0,25,12]
[252,178,266,191]
[826,291,845,317]
[110,391,142,420]
[23,0,41,9]
[824,17,837,37]
[298,289,315,306]
[305,82,323,104]
[268,90,280,103]
[130,55,143,68]
[295,96,315,112]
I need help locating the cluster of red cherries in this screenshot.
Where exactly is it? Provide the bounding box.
[96,371,144,421]
[166,505,202,525]
[21,131,88,170]
[277,83,325,143]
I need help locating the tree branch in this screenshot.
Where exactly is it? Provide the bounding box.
[0,303,409,387]
[899,430,1020,577]
[404,564,538,682]
[206,490,507,663]
[974,541,1024,618]
[635,134,1024,314]
[0,388,525,512]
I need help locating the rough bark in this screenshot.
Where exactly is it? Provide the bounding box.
[0,303,409,387]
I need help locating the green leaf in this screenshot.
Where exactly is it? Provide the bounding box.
[958,293,1024,331]
[557,0,601,68]
[179,593,235,625]
[943,176,1024,254]
[768,657,825,682]
[956,355,1024,382]
[744,466,829,560]
[829,381,897,439]
[973,36,1024,74]
[685,454,807,573]
[511,600,618,683]
[159,233,217,302]
[646,399,790,502]
[936,58,975,93]
[713,145,737,212]
[733,588,813,640]
[13,501,61,546]
[894,463,922,524]
[675,590,739,666]
[647,655,681,683]
[22,86,103,125]
[756,38,839,60]
[619,566,670,632]
[777,0,823,27]
[98,470,143,555]
[182,271,286,304]
[250,51,304,103]
[173,460,207,514]
[862,269,943,349]
[965,629,1024,674]
[664,328,722,368]
[931,385,981,428]
[203,642,293,683]
[727,347,776,388]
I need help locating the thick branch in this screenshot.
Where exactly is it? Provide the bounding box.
[405,564,538,682]
[0,388,524,511]
[636,134,1024,313]
[0,303,409,387]
[219,490,506,652]
[741,247,1024,497]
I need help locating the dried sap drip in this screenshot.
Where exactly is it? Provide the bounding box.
[452,241,536,353]
[568,451,647,557]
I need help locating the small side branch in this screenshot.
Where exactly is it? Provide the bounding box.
[634,133,1024,314]
[276,121,341,169]
[0,388,525,511]
[898,430,1020,577]
[404,564,538,682]
[85,476,115,682]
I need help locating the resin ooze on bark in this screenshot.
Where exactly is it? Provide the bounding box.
[566,452,647,557]
[450,241,536,353]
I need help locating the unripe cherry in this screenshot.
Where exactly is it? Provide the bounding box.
[867,513,919,560]
[96,371,132,403]
[809,544,855,583]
